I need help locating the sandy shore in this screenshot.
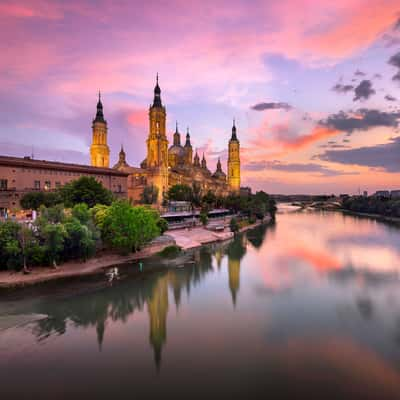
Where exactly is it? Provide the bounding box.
[0,219,269,289]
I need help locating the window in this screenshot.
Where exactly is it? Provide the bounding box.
[55,181,61,189]
[117,184,122,193]
[0,179,7,190]
[44,181,51,190]
[34,180,40,190]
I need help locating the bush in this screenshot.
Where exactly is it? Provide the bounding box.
[200,212,208,226]
[157,217,169,234]
[157,245,182,258]
[167,184,193,202]
[229,217,239,233]
[0,221,22,270]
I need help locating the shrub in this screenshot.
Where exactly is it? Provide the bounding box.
[157,245,182,258]
[229,217,239,233]
[157,217,169,234]
[0,221,22,270]
[200,212,208,226]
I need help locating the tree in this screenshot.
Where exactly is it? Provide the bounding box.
[192,182,202,207]
[229,217,239,233]
[20,191,60,210]
[42,223,66,267]
[157,217,168,234]
[0,221,21,270]
[64,218,96,261]
[202,190,217,208]
[200,212,208,226]
[59,176,113,208]
[141,184,159,204]
[167,184,193,202]
[91,204,110,231]
[101,201,160,254]
[200,204,209,226]
[71,203,91,225]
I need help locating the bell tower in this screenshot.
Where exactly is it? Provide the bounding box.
[146,74,169,202]
[90,92,110,168]
[184,127,193,165]
[228,119,240,192]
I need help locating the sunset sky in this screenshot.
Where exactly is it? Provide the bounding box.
[1,0,399,194]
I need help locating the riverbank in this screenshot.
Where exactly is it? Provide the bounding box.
[0,236,175,289]
[301,202,400,224]
[340,209,400,224]
[0,218,269,289]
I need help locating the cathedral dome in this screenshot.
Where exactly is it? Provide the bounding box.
[169,144,185,157]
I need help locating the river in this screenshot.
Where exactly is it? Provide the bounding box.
[1,207,400,399]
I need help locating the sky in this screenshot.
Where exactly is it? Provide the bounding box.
[0,0,399,195]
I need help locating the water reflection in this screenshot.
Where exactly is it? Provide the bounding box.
[3,210,400,399]
[28,231,259,371]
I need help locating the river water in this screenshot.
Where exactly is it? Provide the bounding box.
[1,207,400,399]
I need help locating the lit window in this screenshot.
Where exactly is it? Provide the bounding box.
[44,181,51,190]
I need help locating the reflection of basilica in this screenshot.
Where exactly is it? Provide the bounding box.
[31,226,271,370]
[226,234,247,307]
[147,275,169,369]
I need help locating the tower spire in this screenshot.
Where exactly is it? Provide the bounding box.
[231,118,238,141]
[152,73,162,107]
[94,91,105,123]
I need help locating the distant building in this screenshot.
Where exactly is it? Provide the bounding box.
[363,191,368,197]
[390,190,400,199]
[373,190,390,198]
[0,155,128,216]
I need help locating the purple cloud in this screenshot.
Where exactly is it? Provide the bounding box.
[251,102,292,111]
[243,160,358,176]
[353,80,375,101]
[332,83,354,94]
[318,137,400,172]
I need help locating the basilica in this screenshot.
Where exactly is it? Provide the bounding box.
[90,76,241,204]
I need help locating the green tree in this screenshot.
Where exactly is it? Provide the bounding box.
[42,223,66,267]
[20,191,60,210]
[64,218,96,261]
[202,190,217,208]
[0,221,21,270]
[102,201,160,254]
[37,204,65,224]
[71,203,91,225]
[229,217,239,233]
[167,184,193,202]
[141,184,159,204]
[59,176,113,208]
[91,204,110,231]
[157,217,168,234]
[192,182,202,207]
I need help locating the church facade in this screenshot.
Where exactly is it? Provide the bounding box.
[90,77,241,204]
